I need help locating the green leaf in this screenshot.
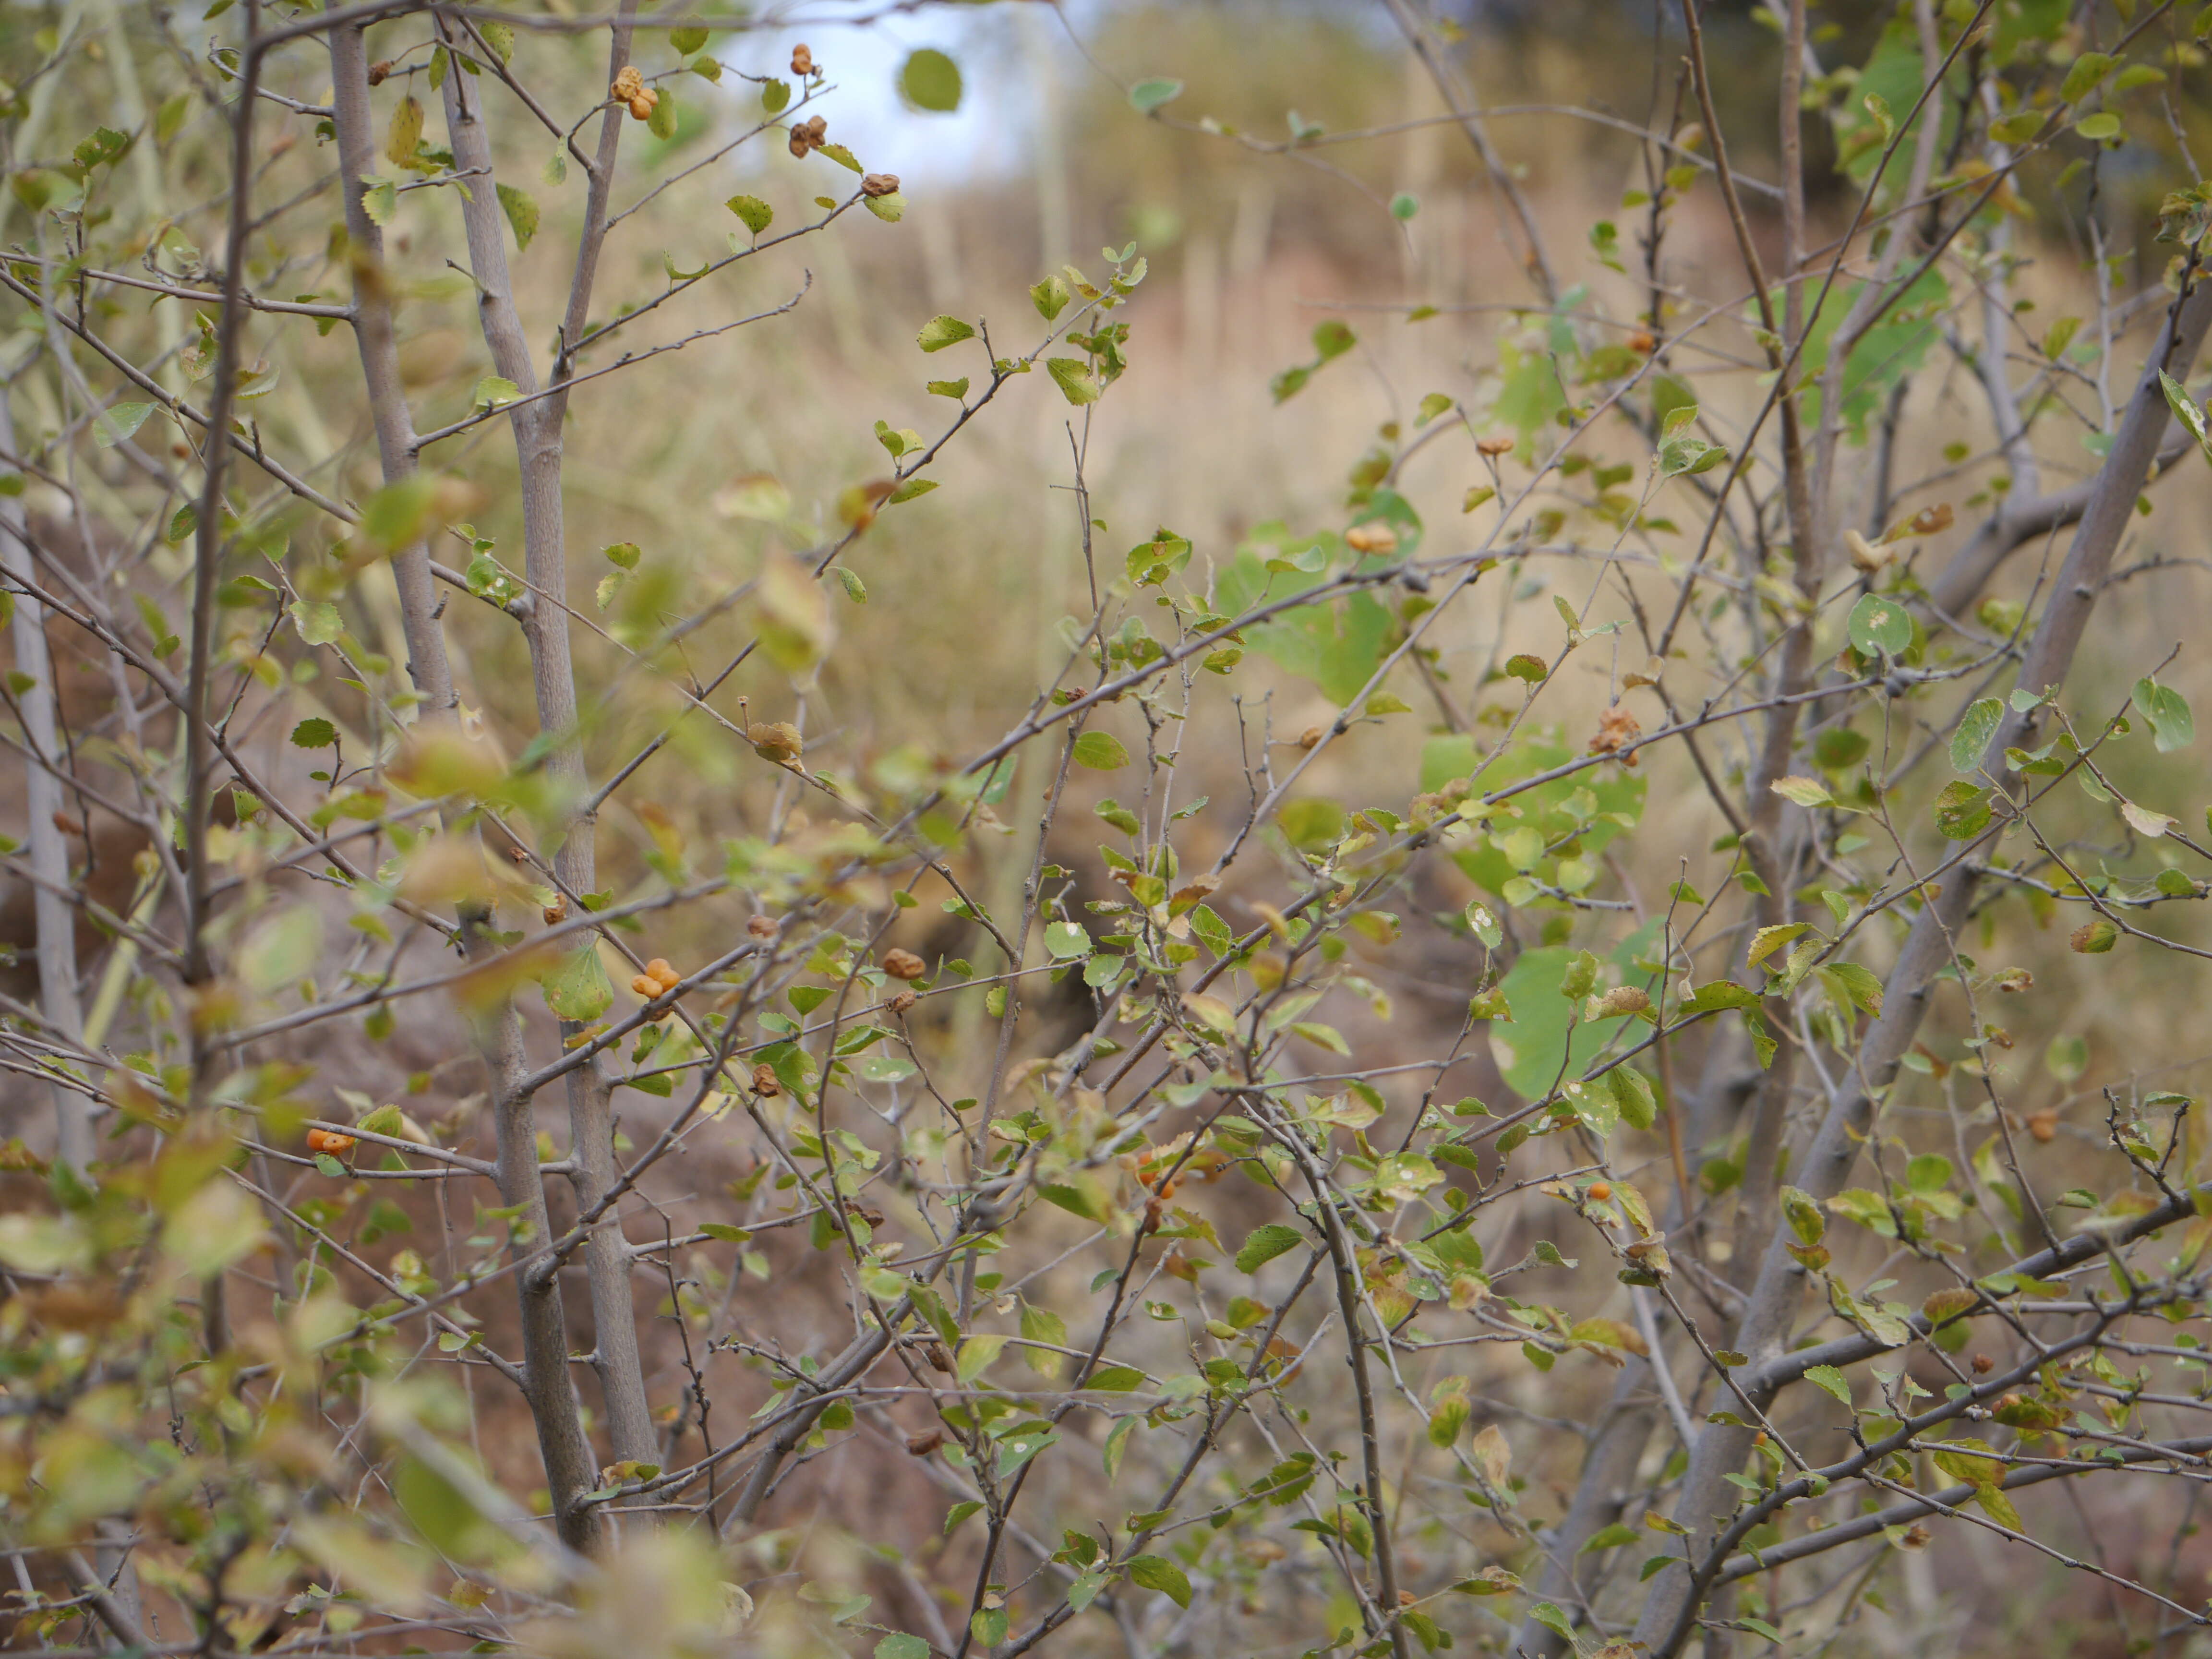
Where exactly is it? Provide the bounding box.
[1659,434,1728,476]
[290,600,344,647]
[94,400,155,448]
[497,183,538,251]
[2075,111,2121,142]
[1019,1299,1066,1377]
[1804,1364,1852,1405]
[725,193,772,236]
[1127,1554,1191,1608]
[545,944,613,1022]
[1950,697,2003,771]
[360,176,397,227]
[955,1334,1008,1385]
[1581,1523,1640,1554]
[1769,775,1832,808]
[386,95,422,167]
[1031,274,1070,321]
[1071,731,1129,770]
[900,48,962,112]
[943,1500,982,1535]
[1932,780,1992,840]
[2159,371,2210,459]
[926,377,969,399]
[1236,1223,1305,1274]
[1607,1066,1658,1131]
[1044,920,1092,960]
[2134,677,2195,751]
[73,125,130,169]
[1530,1604,1576,1643]
[289,717,337,750]
[670,20,708,55]
[1128,78,1184,114]
[1047,357,1100,405]
[1847,592,1912,657]
[2060,50,2115,103]
[916,314,975,352]
[875,1639,928,1659]
[1488,925,1660,1104]
[2070,917,2117,954]
[1817,962,1884,1016]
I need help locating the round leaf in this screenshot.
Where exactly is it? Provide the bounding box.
[900,48,962,112]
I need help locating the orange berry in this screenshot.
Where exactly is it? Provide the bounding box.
[631,974,662,998]
[1587,1180,1612,1202]
[306,1128,356,1155]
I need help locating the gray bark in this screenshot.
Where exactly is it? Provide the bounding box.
[436,17,657,1477]
[0,393,88,1170]
[327,21,456,720]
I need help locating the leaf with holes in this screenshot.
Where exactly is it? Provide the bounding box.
[1236,1223,1304,1274]
[917,314,975,352]
[1950,697,2002,771]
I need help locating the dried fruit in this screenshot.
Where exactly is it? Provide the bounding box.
[791,43,815,77]
[542,897,568,926]
[2027,1110,2058,1142]
[882,947,926,981]
[1588,702,1642,765]
[1844,528,1892,574]
[746,914,778,939]
[1344,522,1398,556]
[861,172,901,198]
[748,720,804,765]
[1298,725,1325,750]
[787,112,827,157]
[888,989,917,1014]
[612,65,645,102]
[306,1128,356,1155]
[1972,1353,1995,1374]
[1626,329,1656,352]
[751,1062,781,1097]
[366,60,393,86]
[1476,435,1515,457]
[904,1428,943,1457]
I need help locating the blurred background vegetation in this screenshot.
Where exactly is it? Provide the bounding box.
[8,0,2212,1652]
